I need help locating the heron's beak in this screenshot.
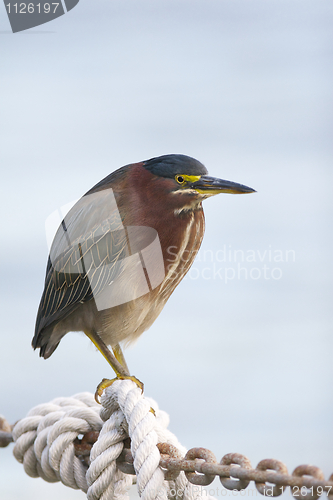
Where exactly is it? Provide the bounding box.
[190,175,256,196]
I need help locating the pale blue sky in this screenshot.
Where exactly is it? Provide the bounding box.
[0,1,332,499]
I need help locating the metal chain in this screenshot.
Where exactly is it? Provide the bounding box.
[73,434,333,500]
[2,417,333,500]
[0,415,13,448]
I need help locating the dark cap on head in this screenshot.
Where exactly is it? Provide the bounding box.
[143,154,208,178]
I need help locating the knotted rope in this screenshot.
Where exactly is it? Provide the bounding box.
[12,380,212,500]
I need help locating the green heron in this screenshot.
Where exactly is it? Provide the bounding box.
[32,154,255,398]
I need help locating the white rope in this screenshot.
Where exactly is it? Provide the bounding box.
[12,393,102,491]
[12,381,215,500]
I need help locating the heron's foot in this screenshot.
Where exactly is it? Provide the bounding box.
[95,375,144,403]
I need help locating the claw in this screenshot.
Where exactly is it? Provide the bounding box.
[94,375,144,404]
[95,377,113,403]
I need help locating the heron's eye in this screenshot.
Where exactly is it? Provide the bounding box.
[175,175,185,184]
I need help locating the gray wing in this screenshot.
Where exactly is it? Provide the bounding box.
[33,188,129,347]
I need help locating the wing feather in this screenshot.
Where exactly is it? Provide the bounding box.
[33,192,129,344]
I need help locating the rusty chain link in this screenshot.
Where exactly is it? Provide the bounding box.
[220,452,252,491]
[0,415,13,448]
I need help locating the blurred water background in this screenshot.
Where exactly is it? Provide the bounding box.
[0,1,332,498]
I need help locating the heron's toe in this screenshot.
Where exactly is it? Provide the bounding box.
[94,375,144,403]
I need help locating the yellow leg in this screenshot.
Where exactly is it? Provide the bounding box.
[84,330,143,403]
[84,330,128,377]
[112,343,129,373]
